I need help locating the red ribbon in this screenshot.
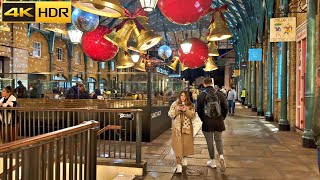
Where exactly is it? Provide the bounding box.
[209,4,228,23]
[115,7,148,31]
[124,7,148,19]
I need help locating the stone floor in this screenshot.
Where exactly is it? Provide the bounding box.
[136,103,319,179]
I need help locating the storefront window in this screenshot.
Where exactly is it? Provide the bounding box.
[277,43,289,99]
[87,77,96,93]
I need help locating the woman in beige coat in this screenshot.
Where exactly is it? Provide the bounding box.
[168,90,195,173]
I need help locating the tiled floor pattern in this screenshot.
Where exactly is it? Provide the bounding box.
[136,104,319,179]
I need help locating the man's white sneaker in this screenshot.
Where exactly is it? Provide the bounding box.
[176,164,182,173]
[182,157,187,166]
[219,155,226,172]
[206,159,217,168]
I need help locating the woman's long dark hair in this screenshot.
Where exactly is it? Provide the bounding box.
[3,86,13,95]
[177,90,193,107]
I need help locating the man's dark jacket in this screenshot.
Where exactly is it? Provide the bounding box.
[197,86,228,132]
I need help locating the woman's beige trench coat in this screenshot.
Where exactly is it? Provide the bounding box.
[168,100,195,158]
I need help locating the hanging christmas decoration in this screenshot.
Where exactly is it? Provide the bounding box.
[178,38,208,69]
[158,45,172,59]
[105,7,161,51]
[72,8,99,32]
[157,0,211,25]
[208,41,219,56]
[72,0,125,18]
[82,25,119,62]
[207,4,232,41]
[203,57,218,71]
[115,50,135,69]
[167,56,179,71]
[134,56,146,72]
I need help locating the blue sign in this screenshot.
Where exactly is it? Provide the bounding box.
[248,48,262,61]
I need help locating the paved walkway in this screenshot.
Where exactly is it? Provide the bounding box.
[138,103,319,179]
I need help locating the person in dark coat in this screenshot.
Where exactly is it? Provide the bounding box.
[66,83,88,99]
[197,77,228,172]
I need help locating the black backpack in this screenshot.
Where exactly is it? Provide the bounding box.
[203,89,221,118]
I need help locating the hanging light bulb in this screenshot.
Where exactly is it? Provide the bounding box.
[140,0,159,12]
[180,39,192,54]
[68,25,83,44]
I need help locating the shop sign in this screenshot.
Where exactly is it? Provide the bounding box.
[151,111,161,119]
[119,113,134,120]
[240,61,248,70]
[156,67,169,75]
[248,48,262,61]
[233,70,240,77]
[270,17,296,42]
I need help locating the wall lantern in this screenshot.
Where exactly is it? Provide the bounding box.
[180,40,192,54]
[68,25,83,44]
[131,52,140,63]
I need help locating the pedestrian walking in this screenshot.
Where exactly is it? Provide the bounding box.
[168,90,196,173]
[227,86,237,116]
[197,78,228,172]
[241,88,246,105]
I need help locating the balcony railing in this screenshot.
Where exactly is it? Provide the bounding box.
[0,107,143,164]
[0,121,99,180]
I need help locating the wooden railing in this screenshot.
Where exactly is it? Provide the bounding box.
[0,107,143,163]
[0,121,99,180]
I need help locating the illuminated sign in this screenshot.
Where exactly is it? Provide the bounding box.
[1,2,71,23]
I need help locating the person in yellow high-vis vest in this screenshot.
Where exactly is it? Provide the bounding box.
[241,88,246,105]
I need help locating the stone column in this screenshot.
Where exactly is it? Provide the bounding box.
[247,62,252,108]
[251,61,257,111]
[303,0,316,148]
[265,39,274,121]
[224,66,230,89]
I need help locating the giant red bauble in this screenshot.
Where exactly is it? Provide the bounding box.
[82,25,119,62]
[178,38,208,69]
[158,0,212,25]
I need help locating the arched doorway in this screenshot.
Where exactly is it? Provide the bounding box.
[100,78,107,92]
[52,74,68,91]
[72,76,83,87]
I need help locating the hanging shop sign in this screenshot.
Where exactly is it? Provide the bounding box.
[240,61,248,70]
[270,17,296,42]
[233,70,240,77]
[248,48,262,61]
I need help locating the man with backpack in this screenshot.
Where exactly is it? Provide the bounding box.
[197,78,228,172]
